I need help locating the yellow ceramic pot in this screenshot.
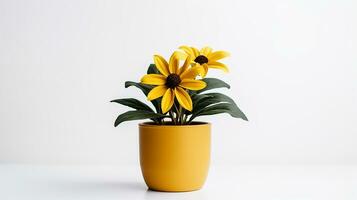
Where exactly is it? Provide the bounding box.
[139,122,211,192]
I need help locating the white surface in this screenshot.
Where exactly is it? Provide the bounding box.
[1,164,356,200]
[1,0,357,165]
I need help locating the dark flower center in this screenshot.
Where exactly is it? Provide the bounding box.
[166,74,181,88]
[194,55,209,65]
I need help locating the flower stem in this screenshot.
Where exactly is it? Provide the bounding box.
[173,103,180,124]
[182,114,187,124]
[178,106,183,124]
[169,110,176,125]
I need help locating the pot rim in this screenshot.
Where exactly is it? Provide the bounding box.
[139,121,210,128]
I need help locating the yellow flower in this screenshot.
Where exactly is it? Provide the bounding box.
[140,52,206,113]
[177,46,230,77]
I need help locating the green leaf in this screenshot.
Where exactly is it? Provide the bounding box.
[196,78,230,94]
[114,110,166,127]
[147,64,160,74]
[190,92,248,121]
[191,103,248,121]
[111,98,154,112]
[183,93,207,115]
[125,81,153,95]
[124,81,161,113]
[191,93,211,108]
[193,93,236,112]
[123,65,163,114]
[192,93,210,103]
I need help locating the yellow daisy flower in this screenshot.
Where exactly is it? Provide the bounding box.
[177,46,230,77]
[140,52,206,113]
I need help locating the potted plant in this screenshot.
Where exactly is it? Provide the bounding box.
[112,45,248,192]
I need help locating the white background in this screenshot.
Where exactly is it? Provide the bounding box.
[0,0,356,166]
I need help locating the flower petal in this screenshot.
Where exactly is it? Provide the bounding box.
[178,55,192,75]
[207,61,229,72]
[180,65,203,80]
[191,47,200,58]
[153,55,170,76]
[147,85,168,100]
[208,51,230,61]
[180,79,206,90]
[200,46,213,57]
[179,45,195,57]
[168,52,179,74]
[161,88,175,113]
[141,74,166,85]
[201,64,209,77]
[174,87,193,111]
[173,50,187,60]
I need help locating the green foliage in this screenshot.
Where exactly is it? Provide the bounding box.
[125,81,153,95]
[189,93,248,122]
[112,64,248,126]
[196,78,230,94]
[111,98,154,112]
[114,110,166,127]
[193,93,236,112]
[124,65,162,113]
[147,64,160,74]
[193,103,247,120]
